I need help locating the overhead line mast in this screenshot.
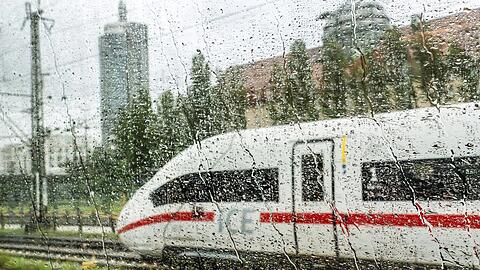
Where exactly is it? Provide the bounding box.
[22,1,54,228]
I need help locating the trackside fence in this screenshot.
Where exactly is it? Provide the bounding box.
[0,207,117,233]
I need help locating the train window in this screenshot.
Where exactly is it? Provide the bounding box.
[206,168,279,203]
[301,154,324,201]
[150,168,279,207]
[149,174,212,207]
[362,156,480,201]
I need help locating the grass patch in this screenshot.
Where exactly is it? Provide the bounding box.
[0,199,127,217]
[0,252,123,269]
[0,228,118,240]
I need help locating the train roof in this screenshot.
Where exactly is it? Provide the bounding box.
[143,102,479,190]
[201,102,479,147]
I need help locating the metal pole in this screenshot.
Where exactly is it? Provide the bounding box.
[28,3,47,225]
[84,120,89,162]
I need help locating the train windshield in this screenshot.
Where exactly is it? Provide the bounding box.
[0,0,479,269]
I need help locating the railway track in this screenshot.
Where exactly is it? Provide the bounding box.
[0,235,162,269]
[0,235,461,269]
[0,235,295,269]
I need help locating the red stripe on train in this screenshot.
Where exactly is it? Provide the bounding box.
[117,211,215,234]
[259,212,334,224]
[118,212,480,234]
[260,212,480,228]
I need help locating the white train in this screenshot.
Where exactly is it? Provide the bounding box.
[117,102,480,268]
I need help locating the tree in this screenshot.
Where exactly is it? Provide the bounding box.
[65,146,132,209]
[349,28,416,115]
[214,67,247,131]
[416,45,450,105]
[410,20,451,105]
[382,28,416,110]
[320,39,350,118]
[348,52,383,116]
[183,51,247,141]
[447,44,480,102]
[184,51,216,141]
[114,88,160,187]
[287,40,321,121]
[157,90,190,166]
[267,64,291,124]
[267,39,320,124]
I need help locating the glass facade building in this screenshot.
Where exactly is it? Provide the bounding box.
[99,1,149,145]
[322,0,392,57]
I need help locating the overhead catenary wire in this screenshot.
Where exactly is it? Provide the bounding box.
[0,91,30,97]
[0,0,281,136]
[0,0,279,78]
[0,105,29,144]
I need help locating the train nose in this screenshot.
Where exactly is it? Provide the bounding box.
[116,206,128,234]
[117,202,145,253]
[116,203,131,237]
[116,196,162,256]
[116,198,140,239]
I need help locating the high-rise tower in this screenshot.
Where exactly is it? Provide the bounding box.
[321,0,391,57]
[99,0,149,146]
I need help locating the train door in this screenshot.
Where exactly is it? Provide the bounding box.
[292,140,337,257]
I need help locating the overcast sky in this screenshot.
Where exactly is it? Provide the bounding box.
[0,0,479,145]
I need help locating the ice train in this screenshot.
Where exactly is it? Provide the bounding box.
[117,102,480,267]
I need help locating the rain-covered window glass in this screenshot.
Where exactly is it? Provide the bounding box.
[362,156,480,201]
[150,168,279,207]
[302,154,324,201]
[1,0,480,268]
